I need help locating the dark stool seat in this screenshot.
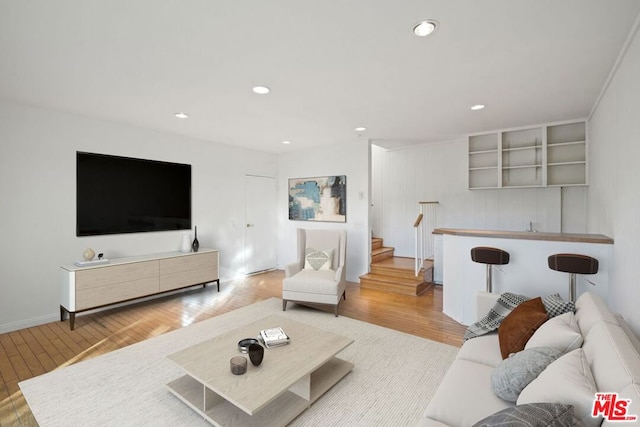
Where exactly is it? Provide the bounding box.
[548,253,599,302]
[471,247,510,293]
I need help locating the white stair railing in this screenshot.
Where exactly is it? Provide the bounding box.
[415,201,439,276]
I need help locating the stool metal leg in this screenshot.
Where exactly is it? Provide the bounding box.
[486,264,492,293]
[569,273,576,302]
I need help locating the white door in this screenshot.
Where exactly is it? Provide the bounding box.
[244,175,277,273]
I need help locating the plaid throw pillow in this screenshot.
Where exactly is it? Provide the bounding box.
[464,292,529,341]
[542,293,575,318]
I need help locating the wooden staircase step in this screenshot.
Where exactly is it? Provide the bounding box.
[371,237,383,250]
[371,246,394,263]
[364,236,434,296]
[359,272,432,296]
[370,257,433,279]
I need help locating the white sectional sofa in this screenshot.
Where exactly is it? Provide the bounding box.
[419,292,640,426]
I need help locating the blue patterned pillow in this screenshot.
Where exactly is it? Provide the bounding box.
[491,347,562,402]
[473,403,574,426]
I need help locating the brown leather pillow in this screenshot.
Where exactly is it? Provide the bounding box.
[498,297,548,359]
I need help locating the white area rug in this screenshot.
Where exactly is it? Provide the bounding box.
[20,298,458,426]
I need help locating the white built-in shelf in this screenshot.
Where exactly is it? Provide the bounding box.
[502,145,541,152]
[548,161,586,166]
[469,166,499,171]
[469,148,499,154]
[548,140,585,147]
[503,164,543,170]
[468,120,587,189]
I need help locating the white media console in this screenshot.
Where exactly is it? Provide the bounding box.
[60,248,219,330]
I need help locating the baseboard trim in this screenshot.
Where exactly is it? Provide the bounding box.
[0,278,230,334]
[0,312,60,334]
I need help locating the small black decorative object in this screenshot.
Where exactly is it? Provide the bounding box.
[238,338,260,353]
[192,226,199,252]
[248,343,264,366]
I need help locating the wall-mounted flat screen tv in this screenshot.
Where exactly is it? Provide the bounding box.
[76,152,191,236]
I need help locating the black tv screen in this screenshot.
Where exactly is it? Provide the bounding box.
[76,152,191,236]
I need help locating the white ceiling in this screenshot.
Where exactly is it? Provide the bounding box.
[1,1,639,153]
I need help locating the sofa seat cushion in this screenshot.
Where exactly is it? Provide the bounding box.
[424,359,513,426]
[525,311,583,354]
[282,269,338,295]
[518,348,601,427]
[457,333,502,368]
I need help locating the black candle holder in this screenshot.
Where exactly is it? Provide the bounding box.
[248,343,264,366]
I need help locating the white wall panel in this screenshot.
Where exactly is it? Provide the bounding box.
[588,24,640,334]
[277,141,369,283]
[372,140,575,257]
[0,101,277,332]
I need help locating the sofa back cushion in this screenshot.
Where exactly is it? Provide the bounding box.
[601,384,640,426]
[575,292,618,336]
[305,229,342,269]
[583,320,640,393]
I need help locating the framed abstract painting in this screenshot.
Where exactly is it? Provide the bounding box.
[288,176,346,222]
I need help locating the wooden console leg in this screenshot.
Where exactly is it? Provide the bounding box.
[60,305,66,322]
[216,279,220,292]
[69,313,76,330]
[283,300,288,312]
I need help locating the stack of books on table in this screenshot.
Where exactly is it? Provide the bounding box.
[260,327,290,348]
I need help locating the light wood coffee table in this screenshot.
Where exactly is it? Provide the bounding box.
[166,314,354,426]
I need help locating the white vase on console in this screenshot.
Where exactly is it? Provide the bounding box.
[180,233,191,253]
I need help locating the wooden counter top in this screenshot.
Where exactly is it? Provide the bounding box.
[432,228,613,244]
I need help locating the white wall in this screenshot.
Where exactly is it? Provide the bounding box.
[588,23,640,333]
[371,140,586,257]
[0,101,277,332]
[277,141,370,282]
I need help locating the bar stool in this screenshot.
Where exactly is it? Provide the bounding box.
[548,253,599,302]
[471,247,510,293]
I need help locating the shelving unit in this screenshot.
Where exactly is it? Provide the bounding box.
[468,120,587,189]
[501,127,543,187]
[468,133,499,189]
[547,122,587,186]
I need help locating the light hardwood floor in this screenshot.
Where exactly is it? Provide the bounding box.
[0,270,466,426]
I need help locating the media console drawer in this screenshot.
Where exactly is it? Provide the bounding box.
[75,260,158,291]
[60,249,220,330]
[160,252,219,292]
[76,277,159,310]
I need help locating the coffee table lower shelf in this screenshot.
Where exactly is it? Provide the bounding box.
[166,356,353,426]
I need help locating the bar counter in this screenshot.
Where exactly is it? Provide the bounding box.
[433,228,613,325]
[433,228,613,244]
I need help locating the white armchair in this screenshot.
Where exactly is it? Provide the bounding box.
[282,228,347,316]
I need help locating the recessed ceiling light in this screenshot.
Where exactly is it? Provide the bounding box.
[252,86,270,95]
[282,140,291,145]
[470,104,486,111]
[413,20,438,37]
[355,127,367,132]
[174,112,189,119]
